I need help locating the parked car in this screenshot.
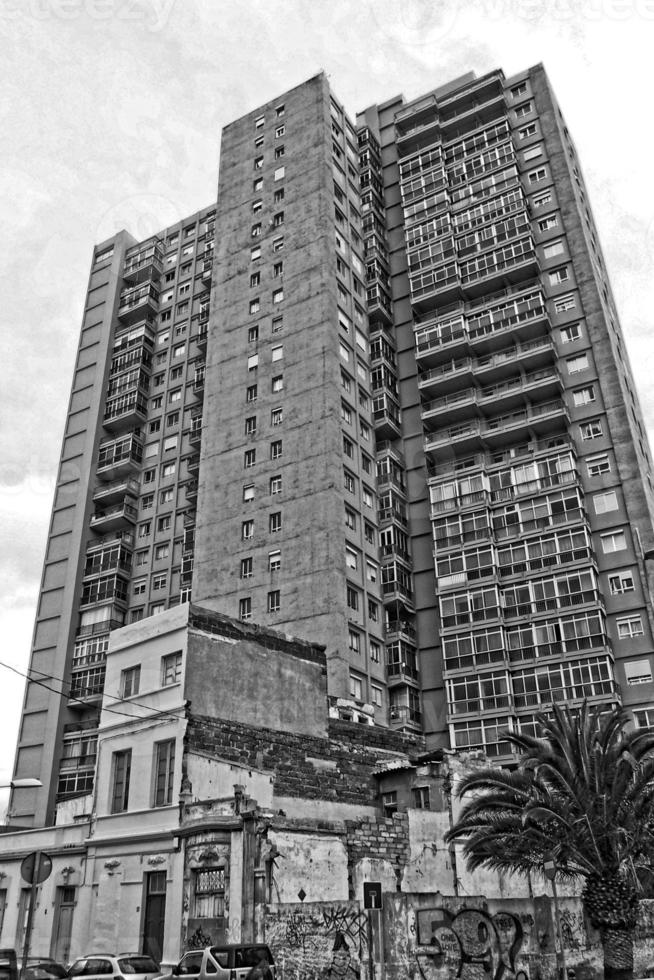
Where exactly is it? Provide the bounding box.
[163,946,275,980]
[67,955,162,980]
[23,959,68,980]
[0,949,17,980]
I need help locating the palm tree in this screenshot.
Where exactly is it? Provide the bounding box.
[445,702,654,980]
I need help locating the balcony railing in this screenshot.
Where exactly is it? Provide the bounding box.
[97,434,143,477]
[117,282,159,323]
[89,499,138,532]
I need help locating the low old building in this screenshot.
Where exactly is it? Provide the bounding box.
[1,605,653,980]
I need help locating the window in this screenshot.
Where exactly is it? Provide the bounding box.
[240,557,253,579]
[245,416,257,435]
[360,421,370,441]
[274,188,284,203]
[249,298,260,315]
[594,490,618,514]
[549,267,569,285]
[543,240,564,259]
[138,522,151,539]
[162,651,182,685]
[516,101,533,118]
[272,288,283,304]
[267,590,280,613]
[567,354,588,374]
[253,178,263,192]
[368,599,379,622]
[143,469,155,485]
[273,211,284,227]
[273,261,283,278]
[528,166,546,184]
[149,420,161,435]
[349,674,363,700]
[251,223,261,238]
[362,486,373,508]
[524,145,543,162]
[270,440,282,460]
[141,493,154,510]
[246,384,258,402]
[341,402,352,425]
[364,523,375,545]
[624,660,652,684]
[272,315,283,332]
[580,419,603,441]
[272,344,283,361]
[136,550,148,567]
[370,640,381,664]
[554,294,576,313]
[608,571,634,595]
[346,545,358,570]
[255,115,264,129]
[560,323,581,343]
[343,435,353,458]
[618,618,644,640]
[242,519,254,539]
[166,411,179,427]
[151,396,163,410]
[153,739,176,807]
[153,573,167,590]
[239,597,252,621]
[269,512,282,533]
[538,214,558,232]
[345,508,356,530]
[121,665,140,698]
[151,601,165,616]
[511,81,528,97]
[254,156,264,170]
[155,543,169,560]
[587,454,610,477]
[270,474,282,495]
[371,684,382,707]
[251,245,261,261]
[160,488,173,504]
[347,585,359,611]
[158,515,172,532]
[133,579,147,597]
[163,435,177,451]
[250,271,260,287]
[601,530,627,554]
[272,237,284,252]
[275,124,285,138]
[244,449,256,468]
[269,550,281,572]
[272,375,284,392]
[111,749,131,813]
[243,484,255,503]
[344,470,355,494]
[348,629,361,653]
[413,787,431,810]
[274,166,285,181]
[248,353,259,371]
[573,385,595,406]
[274,144,285,159]
[519,123,537,140]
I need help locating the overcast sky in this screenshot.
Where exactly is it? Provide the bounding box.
[2,0,654,796]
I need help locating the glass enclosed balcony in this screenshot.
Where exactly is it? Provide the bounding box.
[97,433,143,479]
[122,237,163,285]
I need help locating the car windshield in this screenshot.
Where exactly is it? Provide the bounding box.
[118,959,159,974]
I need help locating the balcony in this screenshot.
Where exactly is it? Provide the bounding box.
[92,476,140,507]
[189,416,203,446]
[367,282,393,327]
[387,662,420,686]
[103,390,148,432]
[83,541,132,578]
[186,480,198,501]
[466,288,549,352]
[414,313,468,367]
[117,282,159,324]
[498,543,595,581]
[97,433,143,479]
[201,259,213,285]
[181,554,194,584]
[122,238,163,285]
[193,366,206,398]
[446,693,511,718]
[423,398,569,453]
[187,453,200,475]
[80,571,129,608]
[68,665,106,708]
[389,703,422,727]
[89,497,137,533]
[503,588,601,621]
[459,238,538,300]
[194,323,208,350]
[373,393,401,440]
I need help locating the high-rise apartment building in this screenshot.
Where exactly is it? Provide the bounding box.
[11,64,654,827]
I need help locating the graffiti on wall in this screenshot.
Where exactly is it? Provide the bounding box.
[416,907,528,980]
[266,904,367,980]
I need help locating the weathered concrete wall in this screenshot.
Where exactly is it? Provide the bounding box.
[265,901,368,980]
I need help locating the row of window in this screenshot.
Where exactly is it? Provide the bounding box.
[243,474,282,501]
[239,590,280,620]
[243,440,282,467]
[240,551,281,578]
[110,737,175,812]
[241,512,282,539]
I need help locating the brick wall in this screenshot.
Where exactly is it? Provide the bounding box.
[187,713,423,806]
[345,813,410,890]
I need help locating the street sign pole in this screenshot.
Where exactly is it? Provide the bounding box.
[362,882,383,980]
[19,851,52,979]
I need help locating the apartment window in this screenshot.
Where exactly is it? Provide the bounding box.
[254,156,264,169]
[538,214,558,232]
[172,340,186,356]
[242,520,254,540]
[343,435,354,458]
[252,198,263,215]
[365,523,375,544]
[271,345,283,362]
[345,508,356,531]
[347,585,359,611]
[573,385,595,406]
[274,166,285,181]
[143,469,155,485]
[111,750,131,813]
[138,522,151,539]
[249,298,260,315]
[163,436,177,451]
[519,123,537,140]
[246,384,258,402]
[251,245,261,261]
[272,237,284,252]
[149,421,161,435]
[239,556,253,580]
[368,599,379,622]
[341,402,352,425]
[162,651,183,685]
[549,267,570,286]
[601,530,627,554]
[511,81,528,97]
[271,407,283,426]
[567,354,589,374]
[269,512,282,533]
[136,550,148,567]
[245,416,257,435]
[618,618,645,640]
[239,597,252,621]
[543,240,564,259]
[270,440,283,460]
[608,571,635,595]
[158,516,172,534]
[272,375,284,392]
[516,101,534,118]
[255,115,264,129]
[371,684,383,707]
[560,323,581,344]
[274,188,284,203]
[527,166,546,184]
[248,353,259,371]
[250,271,261,287]
[346,545,358,570]
[160,488,173,504]
[274,144,285,159]
[344,470,355,494]
[267,590,281,613]
[587,454,611,477]
[276,104,285,117]
[133,579,146,596]
[251,223,261,238]
[624,660,653,684]
[269,550,281,572]
[275,124,285,139]
[362,486,373,508]
[273,261,283,278]
[348,629,361,654]
[244,449,256,468]
[270,474,282,495]
[413,787,431,810]
[273,211,284,227]
[360,421,370,441]
[153,573,167,590]
[253,178,263,192]
[349,674,363,700]
[153,739,176,807]
[524,145,543,162]
[554,294,576,313]
[141,493,154,510]
[272,288,283,304]
[121,665,140,698]
[166,411,179,427]
[370,640,381,664]
[272,315,283,332]
[594,490,618,514]
[160,310,171,323]
[155,543,169,560]
[243,484,255,503]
